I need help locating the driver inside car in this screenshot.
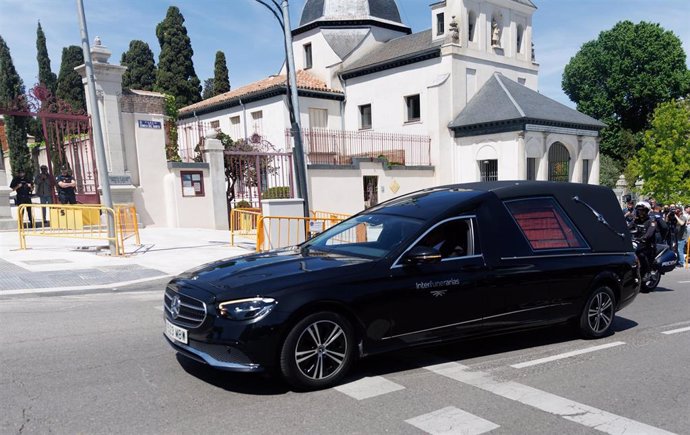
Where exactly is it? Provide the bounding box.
[419,220,468,258]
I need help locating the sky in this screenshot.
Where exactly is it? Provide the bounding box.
[1,0,689,108]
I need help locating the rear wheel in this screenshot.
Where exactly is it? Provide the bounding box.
[579,286,616,338]
[280,311,354,390]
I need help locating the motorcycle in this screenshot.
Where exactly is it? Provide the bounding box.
[632,238,678,291]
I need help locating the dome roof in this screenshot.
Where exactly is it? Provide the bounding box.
[299,0,404,27]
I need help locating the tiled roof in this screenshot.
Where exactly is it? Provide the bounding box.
[450,73,606,131]
[179,70,342,116]
[342,30,441,76]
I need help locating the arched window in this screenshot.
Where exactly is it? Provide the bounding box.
[468,11,477,42]
[517,24,524,53]
[548,142,570,182]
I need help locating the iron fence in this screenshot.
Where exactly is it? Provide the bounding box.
[176,120,213,162]
[291,128,431,166]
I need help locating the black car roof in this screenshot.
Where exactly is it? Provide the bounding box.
[370,181,631,253]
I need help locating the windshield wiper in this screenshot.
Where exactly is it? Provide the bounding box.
[572,196,625,239]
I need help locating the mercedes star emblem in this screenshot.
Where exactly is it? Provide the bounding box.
[170,295,181,319]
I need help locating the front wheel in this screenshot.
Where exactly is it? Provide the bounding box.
[642,270,661,292]
[279,311,354,390]
[579,286,616,339]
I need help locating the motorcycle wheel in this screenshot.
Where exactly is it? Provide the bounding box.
[642,271,661,292]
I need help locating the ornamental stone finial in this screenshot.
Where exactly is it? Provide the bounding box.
[446,16,460,44]
[94,36,102,46]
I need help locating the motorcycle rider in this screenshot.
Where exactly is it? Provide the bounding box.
[629,201,657,284]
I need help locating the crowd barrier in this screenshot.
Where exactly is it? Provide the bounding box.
[256,214,348,252]
[229,208,262,247]
[16,203,141,256]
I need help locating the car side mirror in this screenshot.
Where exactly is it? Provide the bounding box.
[403,246,442,265]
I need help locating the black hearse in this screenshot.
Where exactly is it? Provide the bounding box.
[164,181,639,390]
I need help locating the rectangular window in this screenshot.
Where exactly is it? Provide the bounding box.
[466,69,477,103]
[416,217,481,259]
[505,198,588,250]
[308,108,328,129]
[526,157,537,180]
[582,159,591,184]
[359,104,372,130]
[304,43,313,69]
[436,12,445,36]
[479,159,498,181]
[251,111,263,135]
[230,116,241,139]
[181,171,204,197]
[210,120,220,129]
[405,94,421,122]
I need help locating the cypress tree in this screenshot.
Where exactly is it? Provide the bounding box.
[121,40,156,91]
[155,6,201,107]
[55,45,85,112]
[202,78,215,100]
[212,50,230,96]
[36,22,57,95]
[0,36,32,176]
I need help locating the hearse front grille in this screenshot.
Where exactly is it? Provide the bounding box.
[164,287,207,328]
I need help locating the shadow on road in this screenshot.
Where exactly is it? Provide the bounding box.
[176,354,290,395]
[175,317,640,395]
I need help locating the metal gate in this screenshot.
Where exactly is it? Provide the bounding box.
[0,86,98,204]
[548,142,570,182]
[225,151,294,209]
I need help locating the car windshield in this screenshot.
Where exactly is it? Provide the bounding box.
[303,214,424,259]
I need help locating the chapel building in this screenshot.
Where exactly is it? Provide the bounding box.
[178,0,605,213]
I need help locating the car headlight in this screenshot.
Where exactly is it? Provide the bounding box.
[218,297,277,320]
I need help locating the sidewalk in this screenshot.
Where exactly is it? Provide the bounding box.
[0,227,253,295]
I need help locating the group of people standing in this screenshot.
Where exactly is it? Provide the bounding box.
[9,166,78,226]
[625,198,689,267]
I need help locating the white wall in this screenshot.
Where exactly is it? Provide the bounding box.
[121,112,169,227]
[164,163,215,229]
[309,162,436,215]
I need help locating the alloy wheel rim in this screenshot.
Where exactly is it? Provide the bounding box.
[645,271,660,288]
[587,292,614,333]
[294,320,348,380]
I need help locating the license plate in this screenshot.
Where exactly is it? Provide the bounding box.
[165,319,188,345]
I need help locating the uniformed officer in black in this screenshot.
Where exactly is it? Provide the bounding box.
[629,201,657,280]
[56,167,77,204]
[10,169,34,226]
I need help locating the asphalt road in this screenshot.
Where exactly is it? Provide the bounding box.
[1,270,689,435]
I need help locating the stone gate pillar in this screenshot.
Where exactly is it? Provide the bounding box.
[75,37,136,205]
[203,132,229,230]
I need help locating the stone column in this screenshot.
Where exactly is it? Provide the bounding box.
[0,167,15,230]
[203,132,229,230]
[75,37,136,205]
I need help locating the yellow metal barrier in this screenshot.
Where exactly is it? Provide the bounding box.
[230,208,262,246]
[256,215,347,252]
[17,203,140,256]
[310,210,351,221]
[115,204,141,248]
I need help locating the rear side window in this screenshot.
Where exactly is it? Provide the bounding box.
[505,198,587,250]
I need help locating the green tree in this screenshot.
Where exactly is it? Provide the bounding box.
[36,22,57,95]
[562,21,690,160]
[598,154,622,189]
[121,40,156,91]
[0,36,32,176]
[155,6,201,107]
[202,78,215,100]
[213,50,230,96]
[55,45,85,112]
[628,99,690,205]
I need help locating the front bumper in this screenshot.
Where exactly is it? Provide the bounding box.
[164,334,264,372]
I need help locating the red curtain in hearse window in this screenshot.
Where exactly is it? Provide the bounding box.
[505,198,587,250]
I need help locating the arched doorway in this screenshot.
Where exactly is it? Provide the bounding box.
[548,142,570,182]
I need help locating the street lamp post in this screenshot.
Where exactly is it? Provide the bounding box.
[76,0,116,255]
[255,0,310,218]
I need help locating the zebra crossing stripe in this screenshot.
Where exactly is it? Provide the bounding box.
[510,341,625,369]
[405,406,499,435]
[425,362,676,435]
[334,375,405,400]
